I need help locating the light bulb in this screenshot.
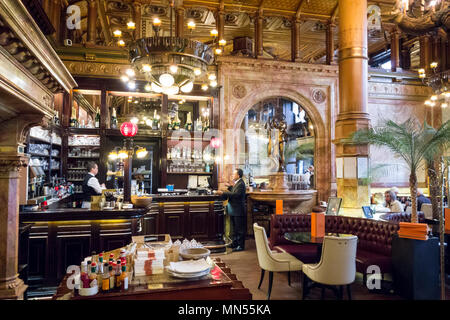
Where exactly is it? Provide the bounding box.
[146,119,152,126]
[121,75,129,82]
[430,62,438,68]
[118,40,125,46]
[187,21,196,30]
[145,83,151,91]
[128,81,136,90]
[118,150,128,159]
[136,148,148,159]
[169,64,178,74]
[419,73,426,79]
[431,95,438,101]
[430,101,436,107]
[418,68,425,74]
[126,69,135,77]
[208,74,216,81]
[181,81,194,93]
[424,100,432,106]
[142,64,151,72]
[113,30,122,37]
[108,152,118,160]
[210,29,218,37]
[134,100,139,104]
[215,48,222,55]
[159,73,175,87]
[153,17,161,26]
[201,84,208,91]
[442,103,448,108]
[219,39,227,46]
[151,82,163,93]
[130,117,139,124]
[127,21,136,29]
[210,80,217,87]
[194,68,201,76]
[445,92,450,98]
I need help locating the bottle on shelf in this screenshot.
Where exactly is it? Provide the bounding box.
[95,108,100,128]
[185,112,193,131]
[195,117,203,132]
[172,112,180,130]
[167,116,172,130]
[115,259,122,288]
[89,263,98,288]
[54,111,60,126]
[111,108,118,129]
[109,263,115,290]
[120,262,128,290]
[102,263,110,292]
[70,109,78,128]
[152,109,160,130]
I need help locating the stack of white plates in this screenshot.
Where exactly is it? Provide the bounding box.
[166,259,211,279]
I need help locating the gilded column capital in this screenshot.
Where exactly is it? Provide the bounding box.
[0,155,29,178]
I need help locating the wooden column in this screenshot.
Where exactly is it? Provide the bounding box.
[431,34,440,70]
[400,40,411,70]
[334,0,370,208]
[420,34,431,71]
[87,0,97,45]
[51,0,61,40]
[254,12,263,58]
[440,35,447,73]
[176,7,185,38]
[133,1,142,39]
[390,28,400,72]
[42,0,51,16]
[291,18,301,62]
[447,32,450,70]
[326,22,335,65]
[217,10,225,41]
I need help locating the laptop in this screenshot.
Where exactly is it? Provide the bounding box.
[326,197,342,216]
[362,206,374,219]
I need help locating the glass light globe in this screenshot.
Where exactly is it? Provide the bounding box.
[108,152,118,161]
[159,73,175,87]
[181,81,194,93]
[128,81,136,90]
[121,75,129,82]
[144,83,151,91]
[201,84,208,91]
[113,30,122,37]
[142,64,151,72]
[146,119,152,126]
[194,68,202,76]
[208,74,216,81]
[126,69,135,77]
[130,117,139,124]
[165,86,179,95]
[169,65,178,74]
[118,150,129,159]
[210,80,217,87]
[151,82,163,93]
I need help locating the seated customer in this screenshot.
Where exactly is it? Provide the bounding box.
[417,189,431,211]
[383,190,403,213]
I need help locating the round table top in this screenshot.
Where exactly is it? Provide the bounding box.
[284,232,355,244]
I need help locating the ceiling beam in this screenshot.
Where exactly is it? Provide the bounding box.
[330,2,339,24]
[295,0,307,20]
[96,0,112,45]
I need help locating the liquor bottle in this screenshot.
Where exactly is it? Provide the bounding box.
[185,112,193,131]
[111,108,118,129]
[109,264,115,290]
[54,111,60,126]
[120,263,128,290]
[89,263,98,288]
[152,110,159,130]
[102,263,110,292]
[203,118,210,132]
[70,109,77,128]
[115,259,122,288]
[195,118,203,132]
[95,108,100,128]
[172,112,180,130]
[167,116,172,130]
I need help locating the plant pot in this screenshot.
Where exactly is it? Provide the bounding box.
[392,235,440,300]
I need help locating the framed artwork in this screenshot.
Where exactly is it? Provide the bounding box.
[362,206,373,219]
[326,197,342,215]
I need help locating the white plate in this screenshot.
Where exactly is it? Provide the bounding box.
[166,268,210,279]
[169,259,211,274]
[103,207,114,210]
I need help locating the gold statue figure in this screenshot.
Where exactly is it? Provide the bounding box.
[265,116,288,172]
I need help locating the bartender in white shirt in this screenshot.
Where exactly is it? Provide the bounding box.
[81,162,106,209]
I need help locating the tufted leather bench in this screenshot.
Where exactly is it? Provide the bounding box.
[379,212,425,223]
[269,214,400,278]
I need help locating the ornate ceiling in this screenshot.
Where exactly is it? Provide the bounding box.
[64,0,400,62]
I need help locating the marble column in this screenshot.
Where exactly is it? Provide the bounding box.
[217,9,225,41]
[87,0,97,45]
[326,22,335,65]
[390,28,400,72]
[334,0,370,209]
[254,12,264,58]
[291,18,301,62]
[176,7,185,38]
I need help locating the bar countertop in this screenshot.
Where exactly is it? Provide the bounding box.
[19,207,150,222]
[151,194,223,202]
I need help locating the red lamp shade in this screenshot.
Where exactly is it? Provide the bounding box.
[120,122,138,137]
[210,137,221,148]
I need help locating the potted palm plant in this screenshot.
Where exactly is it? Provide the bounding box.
[351,118,450,300]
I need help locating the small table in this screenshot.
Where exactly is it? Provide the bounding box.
[284,232,355,244]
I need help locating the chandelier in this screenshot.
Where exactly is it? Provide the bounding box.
[391,0,450,35]
[420,62,450,108]
[116,0,223,95]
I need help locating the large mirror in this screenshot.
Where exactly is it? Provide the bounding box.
[240,97,315,190]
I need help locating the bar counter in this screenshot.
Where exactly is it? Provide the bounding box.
[19,194,225,295]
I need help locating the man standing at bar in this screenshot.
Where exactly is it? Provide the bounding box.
[215,168,247,252]
[82,161,106,209]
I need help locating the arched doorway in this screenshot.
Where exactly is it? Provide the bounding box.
[239,97,316,190]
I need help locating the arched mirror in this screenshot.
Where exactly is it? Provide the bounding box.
[240,97,315,190]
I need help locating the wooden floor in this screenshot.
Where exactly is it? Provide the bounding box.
[215,238,450,300]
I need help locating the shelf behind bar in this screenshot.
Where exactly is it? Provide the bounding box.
[167,172,213,175]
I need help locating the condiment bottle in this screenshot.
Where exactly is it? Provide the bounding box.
[120,263,128,290]
[87,260,92,276]
[102,263,110,292]
[80,261,89,288]
[115,260,122,288]
[109,263,115,290]
[89,263,98,288]
[109,253,114,264]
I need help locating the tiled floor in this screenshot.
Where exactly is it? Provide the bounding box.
[215,238,450,300]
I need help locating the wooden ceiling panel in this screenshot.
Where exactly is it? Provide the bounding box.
[263,0,301,12]
[300,0,337,16]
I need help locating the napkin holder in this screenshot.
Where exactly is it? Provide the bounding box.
[311,212,325,238]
